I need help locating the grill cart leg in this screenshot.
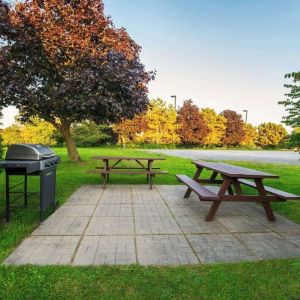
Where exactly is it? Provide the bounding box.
[24,174,28,208]
[5,172,10,222]
[40,173,43,221]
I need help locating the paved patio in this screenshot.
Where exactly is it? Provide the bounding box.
[4,185,300,265]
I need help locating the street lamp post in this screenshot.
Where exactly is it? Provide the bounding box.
[243,110,248,124]
[171,95,177,110]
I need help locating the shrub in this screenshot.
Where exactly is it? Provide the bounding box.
[286,127,300,149]
[71,121,116,147]
[257,122,288,148]
[2,117,58,146]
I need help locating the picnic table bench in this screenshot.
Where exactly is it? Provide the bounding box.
[91,156,167,189]
[176,161,300,222]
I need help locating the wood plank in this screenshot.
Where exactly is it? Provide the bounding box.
[91,156,166,160]
[95,167,160,170]
[195,179,224,184]
[193,161,279,179]
[218,195,284,202]
[176,175,220,200]
[100,170,168,175]
[205,202,221,221]
[238,179,300,200]
[184,166,203,198]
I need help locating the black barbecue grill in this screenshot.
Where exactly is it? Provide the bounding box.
[0,144,60,222]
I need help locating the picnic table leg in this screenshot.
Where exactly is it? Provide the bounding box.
[220,174,234,195]
[209,171,218,181]
[232,179,243,195]
[102,159,108,189]
[149,174,153,190]
[255,179,276,222]
[205,177,232,221]
[146,160,149,183]
[147,160,153,183]
[184,167,203,198]
[102,174,107,189]
[205,202,221,221]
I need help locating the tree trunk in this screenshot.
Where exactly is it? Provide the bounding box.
[60,121,80,162]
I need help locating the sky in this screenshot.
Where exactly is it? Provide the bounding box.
[2,0,300,128]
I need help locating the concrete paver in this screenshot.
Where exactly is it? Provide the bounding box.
[285,234,300,247]
[4,185,300,266]
[32,216,89,236]
[187,234,257,263]
[135,216,182,235]
[66,185,103,205]
[86,216,135,235]
[94,204,133,217]
[137,235,199,265]
[253,215,300,234]
[218,216,271,233]
[73,236,136,265]
[54,205,96,217]
[134,204,172,217]
[176,216,228,234]
[5,236,80,265]
[236,232,300,259]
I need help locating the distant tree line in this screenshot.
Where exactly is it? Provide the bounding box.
[114,99,291,149]
[1,99,298,149]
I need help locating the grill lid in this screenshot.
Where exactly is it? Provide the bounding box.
[5,144,56,161]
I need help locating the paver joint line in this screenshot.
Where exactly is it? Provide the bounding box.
[154,185,201,264]
[69,188,104,264]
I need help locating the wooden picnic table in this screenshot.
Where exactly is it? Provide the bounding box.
[91,156,167,189]
[177,161,300,222]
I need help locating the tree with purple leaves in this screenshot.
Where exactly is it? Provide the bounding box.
[221,110,245,146]
[177,99,210,146]
[0,0,154,161]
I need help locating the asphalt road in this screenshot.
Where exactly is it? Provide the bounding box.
[146,149,300,165]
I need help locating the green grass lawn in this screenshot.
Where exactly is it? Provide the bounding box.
[0,147,300,299]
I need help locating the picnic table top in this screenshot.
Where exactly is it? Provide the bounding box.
[193,161,279,179]
[91,156,166,161]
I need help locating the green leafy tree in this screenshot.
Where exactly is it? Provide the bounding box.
[240,123,258,147]
[257,122,288,148]
[287,127,300,149]
[142,99,180,145]
[221,110,245,146]
[0,0,153,161]
[278,72,300,128]
[71,121,116,147]
[1,124,22,146]
[177,100,209,146]
[113,115,147,147]
[201,108,226,146]
[2,117,58,146]
[21,117,58,146]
